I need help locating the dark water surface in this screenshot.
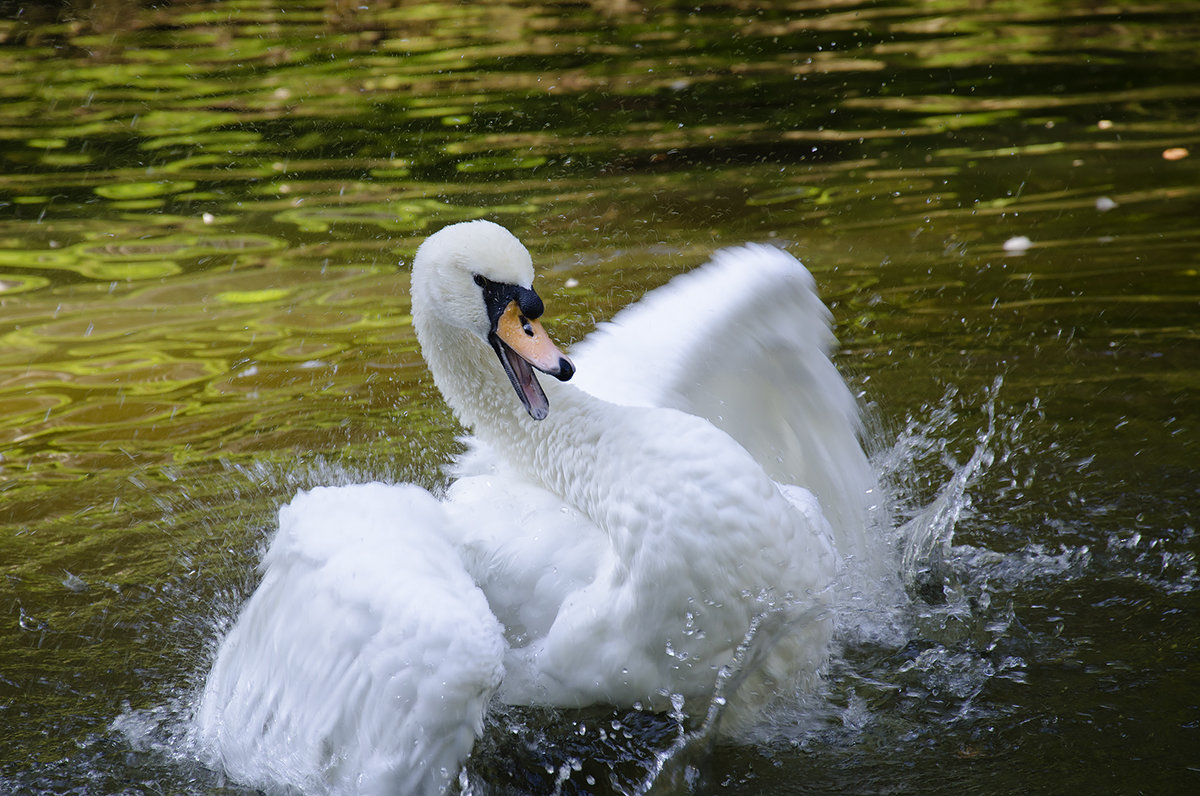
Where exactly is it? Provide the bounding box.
[2,1,1197,793]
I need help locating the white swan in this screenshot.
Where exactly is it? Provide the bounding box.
[192,220,882,794]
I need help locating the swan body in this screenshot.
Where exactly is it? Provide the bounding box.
[193,220,879,794]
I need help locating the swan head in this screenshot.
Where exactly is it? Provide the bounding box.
[412,220,575,420]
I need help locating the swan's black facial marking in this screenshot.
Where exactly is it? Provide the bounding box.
[515,287,543,319]
[474,272,568,420]
[474,274,544,330]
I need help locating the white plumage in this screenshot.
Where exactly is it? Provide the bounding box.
[192,220,884,794]
[193,484,504,794]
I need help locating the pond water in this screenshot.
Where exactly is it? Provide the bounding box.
[2,0,1198,792]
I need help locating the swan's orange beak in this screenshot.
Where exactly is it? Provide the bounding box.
[496,302,573,377]
[491,300,574,420]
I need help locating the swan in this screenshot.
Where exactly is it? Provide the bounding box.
[192,220,882,794]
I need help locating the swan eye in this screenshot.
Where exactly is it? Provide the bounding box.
[473,274,486,287]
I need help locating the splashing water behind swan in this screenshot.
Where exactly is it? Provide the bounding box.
[191,220,891,794]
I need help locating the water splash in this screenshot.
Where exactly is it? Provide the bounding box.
[112,378,1101,794]
[637,611,795,793]
[464,609,815,795]
[717,377,1074,763]
[890,376,1004,600]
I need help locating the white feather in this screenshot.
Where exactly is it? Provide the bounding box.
[193,484,504,795]
[569,243,887,575]
[194,222,884,794]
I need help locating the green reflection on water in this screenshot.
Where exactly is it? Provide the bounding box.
[1,0,1198,793]
[94,180,197,200]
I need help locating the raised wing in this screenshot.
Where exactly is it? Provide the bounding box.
[569,243,882,569]
[193,482,505,795]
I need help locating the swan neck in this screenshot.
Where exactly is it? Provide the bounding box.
[414,308,580,462]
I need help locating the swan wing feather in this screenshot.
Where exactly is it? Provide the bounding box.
[194,482,505,795]
[570,243,880,561]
